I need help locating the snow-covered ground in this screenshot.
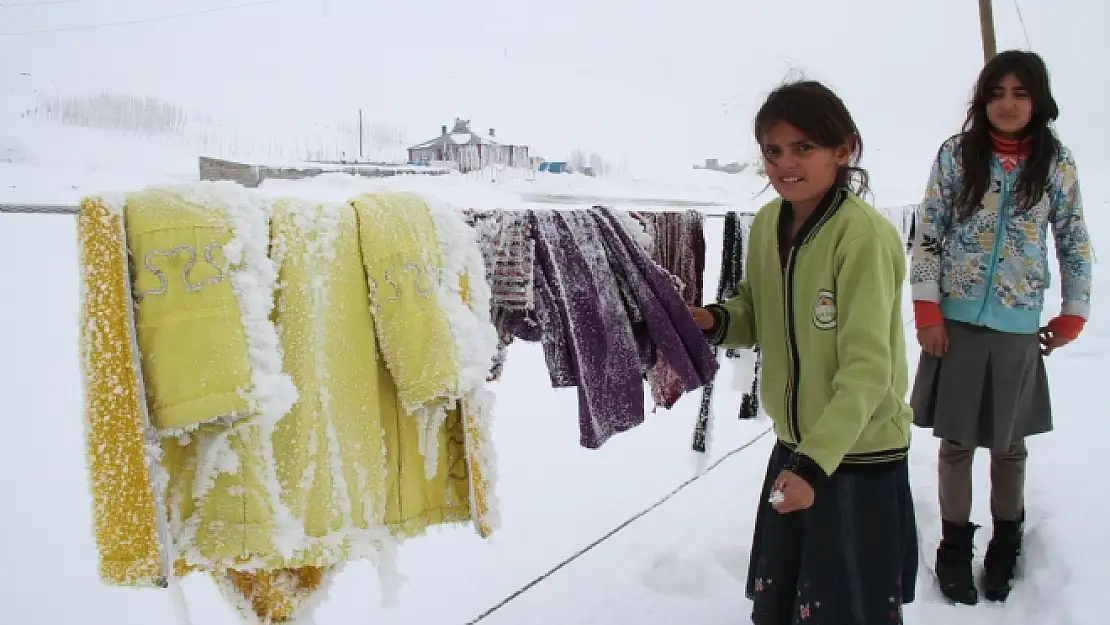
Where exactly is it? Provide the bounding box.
[1,111,1108,625]
[4,0,1110,616]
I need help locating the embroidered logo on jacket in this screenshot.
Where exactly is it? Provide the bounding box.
[812,289,837,330]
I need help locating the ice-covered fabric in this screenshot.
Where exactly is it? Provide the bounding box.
[158,190,403,573]
[720,212,762,417]
[596,208,718,397]
[530,209,638,433]
[463,209,536,382]
[528,207,717,448]
[124,189,262,434]
[76,195,165,587]
[215,566,333,623]
[354,192,501,539]
[635,210,708,408]
[79,185,501,624]
[465,209,535,312]
[636,210,706,306]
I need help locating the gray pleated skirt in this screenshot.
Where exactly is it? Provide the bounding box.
[910,320,1052,451]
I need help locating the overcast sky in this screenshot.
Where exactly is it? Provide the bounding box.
[2,0,1105,204]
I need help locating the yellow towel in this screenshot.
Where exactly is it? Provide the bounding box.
[267,199,389,543]
[216,566,332,623]
[124,188,254,433]
[351,192,460,412]
[353,192,500,538]
[161,191,476,567]
[160,195,399,569]
[460,273,498,538]
[81,185,500,607]
[351,192,475,535]
[77,195,164,587]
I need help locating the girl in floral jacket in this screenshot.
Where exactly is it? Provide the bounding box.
[910,49,1092,605]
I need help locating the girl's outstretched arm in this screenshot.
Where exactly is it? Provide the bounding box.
[700,280,757,349]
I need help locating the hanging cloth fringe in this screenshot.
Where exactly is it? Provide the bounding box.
[638,210,707,409]
[692,212,762,453]
[723,213,761,420]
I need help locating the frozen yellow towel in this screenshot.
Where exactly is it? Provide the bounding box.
[215,566,333,623]
[267,199,391,547]
[353,192,501,538]
[459,275,499,538]
[125,188,253,433]
[77,195,163,587]
[351,192,460,413]
[80,183,501,608]
[161,194,400,570]
[421,197,502,538]
[352,192,473,536]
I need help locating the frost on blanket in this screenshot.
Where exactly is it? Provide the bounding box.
[124,188,257,434]
[351,192,500,539]
[718,211,761,418]
[76,195,163,587]
[463,209,536,381]
[634,210,707,408]
[527,207,718,448]
[78,184,501,623]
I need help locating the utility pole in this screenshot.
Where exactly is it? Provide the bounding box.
[358,109,364,160]
[978,0,998,63]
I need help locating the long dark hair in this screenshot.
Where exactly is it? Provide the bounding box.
[754,80,870,198]
[955,50,1061,220]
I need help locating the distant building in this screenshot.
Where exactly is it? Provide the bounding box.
[407,118,531,173]
[693,158,750,174]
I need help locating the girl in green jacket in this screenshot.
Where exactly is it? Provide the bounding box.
[690,80,917,624]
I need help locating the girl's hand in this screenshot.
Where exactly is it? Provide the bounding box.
[769,470,815,514]
[917,324,948,357]
[1039,326,1073,356]
[689,306,715,330]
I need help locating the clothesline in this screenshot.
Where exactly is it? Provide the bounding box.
[0,203,744,217]
[0,203,83,215]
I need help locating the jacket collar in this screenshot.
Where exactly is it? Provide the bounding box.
[778,186,848,249]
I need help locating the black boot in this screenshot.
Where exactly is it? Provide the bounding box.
[936,521,979,605]
[983,516,1023,602]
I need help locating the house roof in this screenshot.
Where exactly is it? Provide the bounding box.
[408,118,521,150]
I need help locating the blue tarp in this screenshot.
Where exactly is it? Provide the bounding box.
[538,161,567,173]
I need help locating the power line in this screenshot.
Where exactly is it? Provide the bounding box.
[0,0,289,36]
[1,0,84,8]
[1012,0,1032,48]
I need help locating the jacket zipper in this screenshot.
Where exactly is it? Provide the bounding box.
[977,162,1014,322]
[782,246,802,444]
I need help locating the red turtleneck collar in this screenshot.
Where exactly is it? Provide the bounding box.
[992,132,1031,173]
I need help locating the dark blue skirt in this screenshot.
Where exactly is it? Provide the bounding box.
[745,442,918,624]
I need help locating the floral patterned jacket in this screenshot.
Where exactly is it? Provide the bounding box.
[910,134,1092,334]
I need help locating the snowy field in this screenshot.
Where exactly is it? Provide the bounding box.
[1,115,1107,625]
[3,0,1109,622]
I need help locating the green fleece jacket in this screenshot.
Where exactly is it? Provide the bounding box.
[705,188,911,485]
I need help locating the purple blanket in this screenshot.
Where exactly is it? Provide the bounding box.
[528,208,718,448]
